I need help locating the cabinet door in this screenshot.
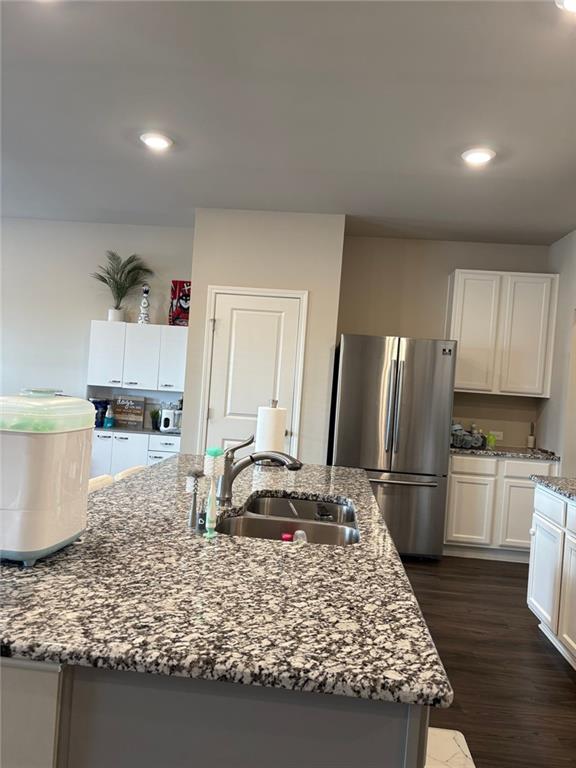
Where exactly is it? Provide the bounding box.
[558,534,576,658]
[87,321,126,386]
[445,474,496,544]
[499,274,555,396]
[450,271,501,392]
[158,326,188,392]
[527,512,564,632]
[91,430,113,477]
[122,325,162,390]
[110,433,150,475]
[498,478,536,549]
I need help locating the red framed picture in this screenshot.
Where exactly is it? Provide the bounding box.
[169,280,190,326]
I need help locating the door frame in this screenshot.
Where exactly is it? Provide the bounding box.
[197,285,309,456]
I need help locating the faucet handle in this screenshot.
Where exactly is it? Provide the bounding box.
[225,434,255,458]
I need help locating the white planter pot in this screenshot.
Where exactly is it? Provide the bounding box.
[107,308,125,322]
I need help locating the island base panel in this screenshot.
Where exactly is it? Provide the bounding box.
[55,666,430,768]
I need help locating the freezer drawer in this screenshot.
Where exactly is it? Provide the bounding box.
[368,471,447,558]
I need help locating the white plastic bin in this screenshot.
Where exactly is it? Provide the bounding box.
[0,389,95,566]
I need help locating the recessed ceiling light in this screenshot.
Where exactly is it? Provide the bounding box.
[461,147,496,168]
[139,132,173,152]
[555,0,576,12]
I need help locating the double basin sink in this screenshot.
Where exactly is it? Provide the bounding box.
[216,496,359,546]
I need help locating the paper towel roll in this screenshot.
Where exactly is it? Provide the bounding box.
[255,406,286,453]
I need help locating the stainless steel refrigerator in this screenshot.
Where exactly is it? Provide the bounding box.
[330,334,456,558]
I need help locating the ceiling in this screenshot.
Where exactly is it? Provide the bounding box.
[2,1,576,244]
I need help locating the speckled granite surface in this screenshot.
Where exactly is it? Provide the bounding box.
[451,447,559,461]
[530,475,576,501]
[1,457,452,707]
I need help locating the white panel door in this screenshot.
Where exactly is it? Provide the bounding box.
[87,321,126,387]
[206,292,302,454]
[158,326,188,392]
[122,324,162,390]
[445,474,496,545]
[498,478,536,549]
[450,271,501,392]
[91,430,113,477]
[527,513,564,632]
[499,274,553,396]
[110,433,150,475]
[558,534,576,659]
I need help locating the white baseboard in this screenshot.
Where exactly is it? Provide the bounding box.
[443,544,529,564]
[538,623,576,671]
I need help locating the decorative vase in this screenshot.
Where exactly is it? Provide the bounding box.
[137,284,151,324]
[108,308,125,322]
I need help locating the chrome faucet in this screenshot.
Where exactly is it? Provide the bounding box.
[216,434,303,509]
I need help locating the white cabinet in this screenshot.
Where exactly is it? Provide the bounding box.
[449,271,501,392]
[499,274,554,395]
[527,512,564,631]
[446,474,496,544]
[558,534,576,658]
[87,321,188,392]
[149,433,181,453]
[87,321,126,387]
[110,433,150,475]
[498,479,536,548]
[446,455,558,554]
[158,326,188,392]
[448,270,558,397]
[122,324,162,390]
[91,430,114,476]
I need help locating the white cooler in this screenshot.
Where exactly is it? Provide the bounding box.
[0,389,95,566]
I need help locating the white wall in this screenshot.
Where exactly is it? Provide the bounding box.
[181,209,345,464]
[1,218,194,397]
[538,230,576,471]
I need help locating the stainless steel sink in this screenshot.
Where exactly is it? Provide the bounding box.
[245,496,356,525]
[216,514,359,546]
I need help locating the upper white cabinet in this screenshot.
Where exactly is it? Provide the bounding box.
[448,270,558,397]
[122,324,162,390]
[87,321,188,392]
[449,271,501,392]
[158,326,188,392]
[87,321,126,387]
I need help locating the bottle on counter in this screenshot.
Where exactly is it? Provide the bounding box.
[103,404,115,429]
[486,432,497,450]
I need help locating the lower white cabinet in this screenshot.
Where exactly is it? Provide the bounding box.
[527,490,576,670]
[527,512,564,631]
[445,455,558,553]
[92,430,180,476]
[446,475,495,544]
[110,433,149,476]
[558,533,576,658]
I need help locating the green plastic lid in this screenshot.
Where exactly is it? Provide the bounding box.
[206,447,224,457]
[0,389,95,433]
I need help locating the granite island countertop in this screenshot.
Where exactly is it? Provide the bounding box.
[529,475,576,501]
[0,457,452,708]
[451,447,559,461]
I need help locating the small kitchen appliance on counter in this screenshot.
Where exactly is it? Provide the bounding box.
[0,389,95,566]
[159,403,182,433]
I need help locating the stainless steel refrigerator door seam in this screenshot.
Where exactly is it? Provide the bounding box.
[392,360,404,453]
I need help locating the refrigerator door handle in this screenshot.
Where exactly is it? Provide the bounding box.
[392,360,404,453]
[384,360,397,453]
[370,478,439,488]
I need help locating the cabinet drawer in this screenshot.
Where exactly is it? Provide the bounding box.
[451,456,497,476]
[149,434,181,453]
[503,460,552,479]
[147,451,173,466]
[534,487,566,527]
[567,503,576,535]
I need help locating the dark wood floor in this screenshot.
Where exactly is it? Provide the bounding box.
[404,556,576,768]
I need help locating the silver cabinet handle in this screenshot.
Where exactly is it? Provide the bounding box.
[150,454,164,459]
[115,436,129,441]
[384,360,397,453]
[97,434,112,439]
[108,379,121,384]
[370,478,438,488]
[160,441,174,446]
[161,383,174,388]
[125,381,139,385]
[393,360,404,454]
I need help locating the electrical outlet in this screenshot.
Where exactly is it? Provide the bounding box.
[492,431,504,441]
